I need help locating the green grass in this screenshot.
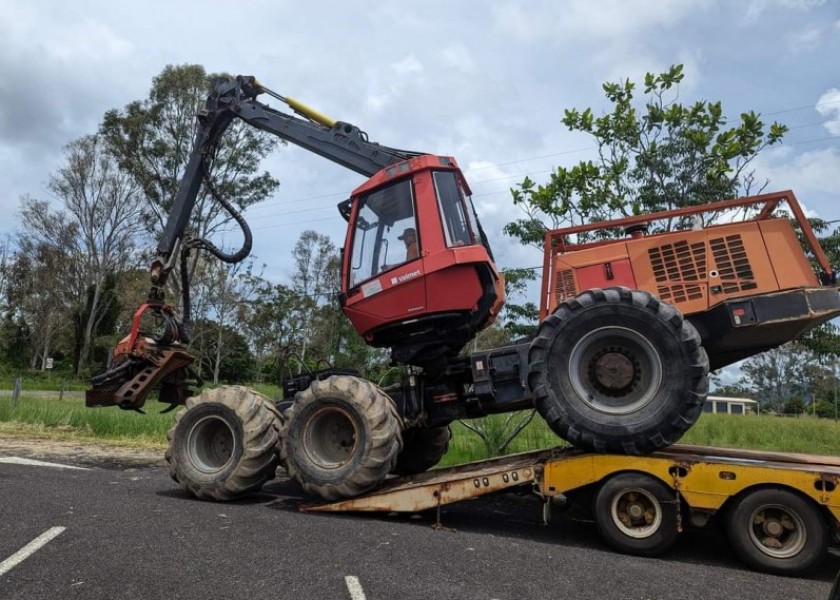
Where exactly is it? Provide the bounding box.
[0,394,174,447]
[2,394,840,462]
[439,412,840,466]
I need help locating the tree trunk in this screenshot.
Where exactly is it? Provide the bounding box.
[213,325,222,385]
[77,278,103,376]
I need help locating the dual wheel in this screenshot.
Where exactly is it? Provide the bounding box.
[593,474,827,575]
[167,377,449,503]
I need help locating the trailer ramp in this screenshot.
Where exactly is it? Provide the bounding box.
[302,448,559,513]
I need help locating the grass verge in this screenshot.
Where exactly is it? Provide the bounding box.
[2,395,839,462]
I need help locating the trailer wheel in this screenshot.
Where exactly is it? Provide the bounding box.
[166,386,281,501]
[726,487,827,575]
[528,287,708,454]
[594,473,679,556]
[392,426,452,476]
[280,375,402,501]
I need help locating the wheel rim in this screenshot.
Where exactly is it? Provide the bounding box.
[610,486,663,539]
[303,406,358,469]
[187,415,236,474]
[747,503,807,559]
[569,326,663,415]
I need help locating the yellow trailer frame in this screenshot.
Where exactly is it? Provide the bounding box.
[306,444,840,576]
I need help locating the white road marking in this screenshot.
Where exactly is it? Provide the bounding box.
[0,527,66,577]
[345,575,367,600]
[0,457,88,470]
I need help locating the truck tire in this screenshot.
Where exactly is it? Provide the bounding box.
[593,473,679,556]
[166,386,282,501]
[392,426,452,475]
[280,375,402,501]
[726,487,827,575]
[527,287,708,454]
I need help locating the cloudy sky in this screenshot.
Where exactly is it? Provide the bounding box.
[1,0,838,291]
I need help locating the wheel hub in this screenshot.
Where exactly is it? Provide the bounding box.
[749,505,806,558]
[611,488,662,539]
[187,415,236,474]
[569,327,663,415]
[303,406,359,470]
[592,349,637,392]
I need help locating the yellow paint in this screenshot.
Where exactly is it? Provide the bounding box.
[284,96,337,128]
[541,451,839,523]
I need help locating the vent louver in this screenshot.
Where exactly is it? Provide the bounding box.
[554,269,576,302]
[648,240,707,303]
[710,234,757,293]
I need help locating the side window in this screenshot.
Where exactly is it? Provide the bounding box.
[434,171,473,248]
[349,178,418,287]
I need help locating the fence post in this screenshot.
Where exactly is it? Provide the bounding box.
[12,377,22,407]
[59,379,66,402]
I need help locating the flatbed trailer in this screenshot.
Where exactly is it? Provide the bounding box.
[305,444,840,576]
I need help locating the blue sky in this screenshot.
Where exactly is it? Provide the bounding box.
[0,0,838,297]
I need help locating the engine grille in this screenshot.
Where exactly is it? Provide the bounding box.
[648,240,707,303]
[710,234,757,294]
[647,234,757,303]
[554,269,576,302]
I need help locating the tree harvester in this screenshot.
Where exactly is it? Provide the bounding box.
[86,76,840,501]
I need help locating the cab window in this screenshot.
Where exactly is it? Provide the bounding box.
[349,178,418,287]
[434,171,474,248]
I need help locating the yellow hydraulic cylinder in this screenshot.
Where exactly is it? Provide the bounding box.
[284,96,337,128]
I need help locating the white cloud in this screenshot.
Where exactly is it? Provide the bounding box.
[753,146,840,209]
[364,55,425,114]
[440,45,475,74]
[816,88,840,134]
[785,26,824,51]
[491,0,715,43]
[747,0,827,19]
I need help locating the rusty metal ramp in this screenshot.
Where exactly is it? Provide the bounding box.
[302,448,561,513]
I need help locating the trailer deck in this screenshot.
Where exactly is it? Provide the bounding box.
[304,444,840,575]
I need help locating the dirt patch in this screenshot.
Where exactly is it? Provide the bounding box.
[0,435,167,470]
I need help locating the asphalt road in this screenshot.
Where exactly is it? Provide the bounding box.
[0,457,838,600]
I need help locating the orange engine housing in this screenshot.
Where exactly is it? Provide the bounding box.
[541,191,840,370]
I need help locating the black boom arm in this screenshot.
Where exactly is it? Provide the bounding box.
[150,75,423,293]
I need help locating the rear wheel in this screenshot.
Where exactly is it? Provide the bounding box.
[528,287,708,454]
[727,487,827,575]
[594,473,679,556]
[280,375,402,501]
[166,386,281,501]
[392,426,452,475]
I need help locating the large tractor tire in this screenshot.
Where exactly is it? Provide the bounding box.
[280,375,402,501]
[527,287,708,454]
[392,426,452,476]
[166,386,282,501]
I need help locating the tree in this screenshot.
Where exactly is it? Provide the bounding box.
[504,64,788,248]
[99,64,280,309]
[189,257,261,384]
[6,240,76,370]
[290,231,337,371]
[45,134,145,374]
[499,267,539,338]
[739,343,818,413]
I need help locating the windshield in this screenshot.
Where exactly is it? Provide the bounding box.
[349,178,418,286]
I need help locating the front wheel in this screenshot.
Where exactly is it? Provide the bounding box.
[593,473,679,556]
[280,375,402,501]
[726,487,827,575]
[165,386,282,501]
[528,287,708,454]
